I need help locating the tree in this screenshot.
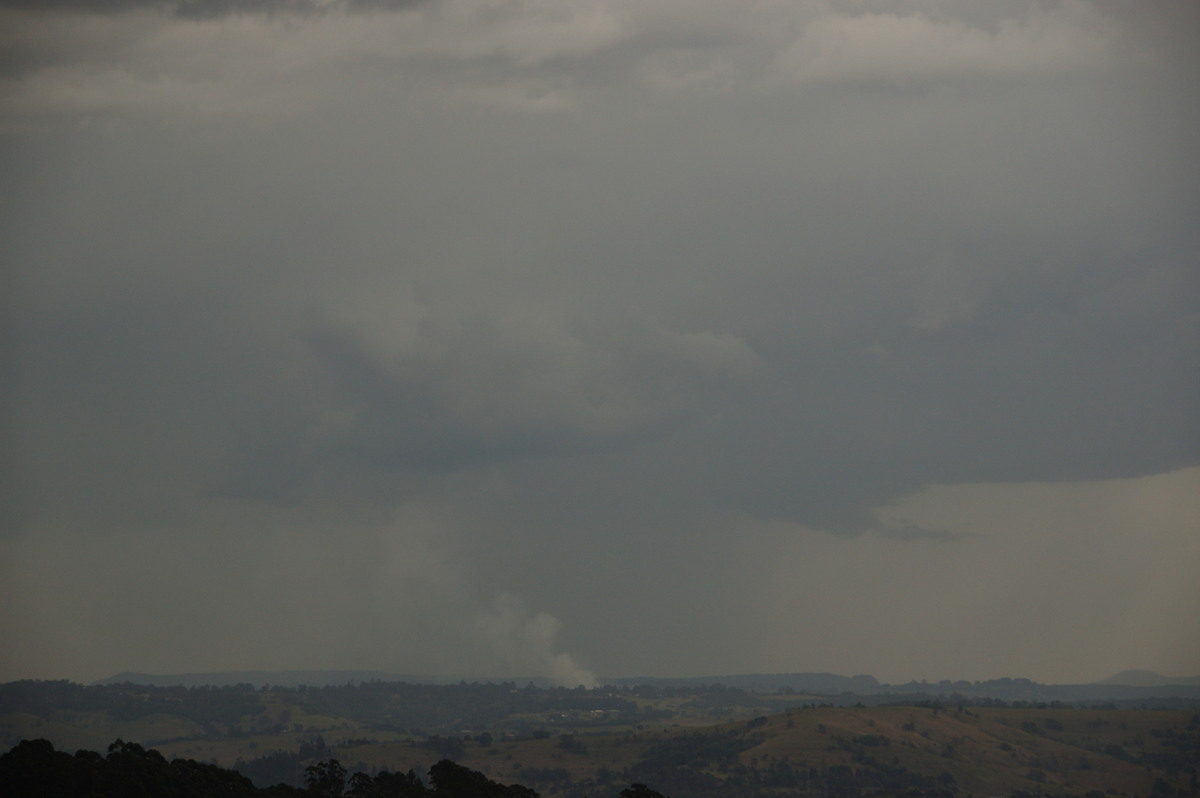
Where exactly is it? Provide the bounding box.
[0,738,87,797]
[429,759,538,798]
[305,759,347,798]
[347,769,428,798]
[619,784,667,798]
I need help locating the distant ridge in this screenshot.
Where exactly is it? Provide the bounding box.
[95,670,883,693]
[1097,669,1200,687]
[97,670,414,687]
[89,669,1200,698]
[604,672,879,693]
[94,670,577,688]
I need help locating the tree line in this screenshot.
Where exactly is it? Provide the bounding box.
[0,738,668,798]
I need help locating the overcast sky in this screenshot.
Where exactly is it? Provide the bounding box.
[2,0,1197,688]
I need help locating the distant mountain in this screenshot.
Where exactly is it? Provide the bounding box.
[99,670,883,693]
[96,670,413,688]
[94,670,577,688]
[92,668,1200,699]
[604,672,880,693]
[1096,669,1200,687]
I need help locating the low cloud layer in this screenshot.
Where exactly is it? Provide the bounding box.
[2,0,1197,685]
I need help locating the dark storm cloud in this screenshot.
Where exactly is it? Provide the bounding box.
[2,0,1198,684]
[169,0,430,18]
[0,0,425,15]
[4,50,1197,535]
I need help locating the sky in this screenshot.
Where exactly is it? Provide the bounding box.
[1,0,1198,689]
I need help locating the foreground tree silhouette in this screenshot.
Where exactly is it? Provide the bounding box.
[619,784,667,798]
[347,768,427,798]
[0,737,260,798]
[0,738,86,796]
[428,758,538,797]
[2,739,671,798]
[305,758,348,797]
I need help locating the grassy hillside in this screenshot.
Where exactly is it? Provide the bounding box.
[246,704,1193,797]
[3,680,1197,796]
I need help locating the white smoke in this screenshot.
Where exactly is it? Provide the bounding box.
[472,592,597,688]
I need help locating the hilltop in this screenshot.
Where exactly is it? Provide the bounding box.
[1098,671,1200,688]
[91,668,1200,703]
